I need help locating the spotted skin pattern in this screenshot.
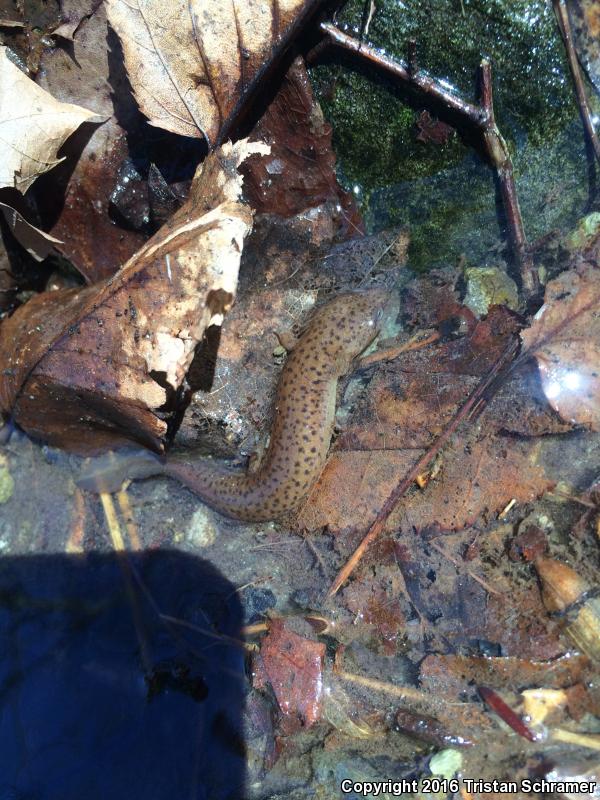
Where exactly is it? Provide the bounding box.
[164,289,388,521]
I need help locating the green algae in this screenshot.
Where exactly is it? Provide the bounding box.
[311,0,595,272]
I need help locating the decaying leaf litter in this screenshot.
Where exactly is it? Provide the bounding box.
[1,0,600,797]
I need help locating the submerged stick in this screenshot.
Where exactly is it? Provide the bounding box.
[317,22,539,298]
[553,0,600,166]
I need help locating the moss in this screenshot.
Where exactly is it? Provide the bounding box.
[564,212,600,251]
[311,0,591,271]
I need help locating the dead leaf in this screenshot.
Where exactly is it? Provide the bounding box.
[568,0,600,94]
[254,619,325,727]
[340,567,405,655]
[52,0,102,40]
[106,0,322,146]
[521,262,600,431]
[296,304,553,534]
[242,56,362,233]
[0,46,105,193]
[35,4,149,283]
[297,436,550,535]
[337,305,522,452]
[0,202,62,261]
[0,139,269,454]
[420,653,590,695]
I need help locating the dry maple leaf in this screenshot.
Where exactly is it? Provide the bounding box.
[0,139,269,454]
[106,0,323,146]
[0,47,105,192]
[521,262,600,431]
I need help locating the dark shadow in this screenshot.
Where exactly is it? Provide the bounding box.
[0,549,246,800]
[106,26,207,188]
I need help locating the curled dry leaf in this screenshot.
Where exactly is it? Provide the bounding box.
[0,47,106,193]
[0,139,269,454]
[106,0,322,146]
[521,262,600,431]
[0,202,63,262]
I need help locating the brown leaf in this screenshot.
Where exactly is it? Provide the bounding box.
[297,436,551,535]
[415,110,455,146]
[0,139,268,454]
[521,262,600,431]
[107,0,322,146]
[0,46,106,193]
[420,653,590,695]
[242,56,362,233]
[568,0,600,94]
[52,0,102,40]
[337,305,522,452]
[254,618,325,728]
[297,304,552,534]
[35,4,148,283]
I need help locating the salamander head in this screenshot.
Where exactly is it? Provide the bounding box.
[306,288,391,373]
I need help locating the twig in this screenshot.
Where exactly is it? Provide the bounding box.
[429,539,501,595]
[357,329,439,367]
[316,22,539,298]
[326,338,517,597]
[553,0,600,166]
[336,669,471,709]
[477,62,537,298]
[160,613,256,652]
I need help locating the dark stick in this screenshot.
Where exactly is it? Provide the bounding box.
[477,61,538,297]
[320,21,483,123]
[553,0,600,166]
[317,21,540,298]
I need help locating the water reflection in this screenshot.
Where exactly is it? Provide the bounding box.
[0,549,245,800]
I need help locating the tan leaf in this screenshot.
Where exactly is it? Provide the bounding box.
[521,262,600,431]
[106,0,321,146]
[0,47,106,192]
[0,139,269,454]
[0,202,63,261]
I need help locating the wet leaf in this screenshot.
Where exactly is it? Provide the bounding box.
[107,0,322,146]
[420,653,591,695]
[254,618,325,727]
[521,262,600,431]
[52,0,102,40]
[297,304,552,534]
[297,436,550,535]
[0,46,105,193]
[0,202,62,262]
[568,0,600,94]
[0,139,268,454]
[242,56,362,232]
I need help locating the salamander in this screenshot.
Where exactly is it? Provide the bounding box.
[79,289,389,521]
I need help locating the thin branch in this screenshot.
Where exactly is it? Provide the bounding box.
[553,0,600,166]
[326,338,518,597]
[317,22,539,298]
